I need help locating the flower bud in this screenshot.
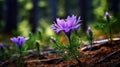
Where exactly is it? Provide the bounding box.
[105,11,110,22]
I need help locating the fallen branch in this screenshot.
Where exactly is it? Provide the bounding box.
[25,57,63,63]
[52,57,63,67]
[93,49,120,65]
[81,38,120,51]
[0,47,56,66]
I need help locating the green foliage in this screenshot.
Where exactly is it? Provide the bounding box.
[26,31,41,49]
[94,21,109,38]
[94,15,118,39]
[50,36,67,54]
[93,0,107,21]
[18,20,31,36]
[0,46,9,60]
[35,40,41,56]
[50,30,82,61]
[68,32,81,58]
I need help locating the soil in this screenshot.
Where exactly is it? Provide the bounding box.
[0,40,120,67]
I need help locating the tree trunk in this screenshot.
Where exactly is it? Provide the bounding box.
[0,1,3,20]
[29,0,40,33]
[79,0,91,32]
[49,0,58,21]
[4,0,18,33]
[0,1,3,33]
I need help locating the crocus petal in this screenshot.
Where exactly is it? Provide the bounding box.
[72,24,81,30]
[25,37,29,41]
[10,37,18,44]
[51,15,81,33]
[76,16,81,23]
[10,36,29,49]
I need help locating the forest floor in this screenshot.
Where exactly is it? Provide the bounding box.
[1,38,120,67]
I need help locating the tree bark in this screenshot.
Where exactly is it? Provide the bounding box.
[49,0,58,21]
[29,0,40,33]
[4,0,18,33]
[79,0,92,32]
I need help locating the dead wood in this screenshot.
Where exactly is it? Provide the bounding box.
[93,49,120,65]
[80,38,120,51]
[25,57,63,63]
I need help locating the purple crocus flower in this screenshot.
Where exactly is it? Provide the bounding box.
[88,26,91,31]
[105,11,112,44]
[51,15,81,33]
[0,43,3,47]
[105,11,110,17]
[87,26,93,37]
[105,11,110,22]
[10,36,29,49]
[87,26,93,48]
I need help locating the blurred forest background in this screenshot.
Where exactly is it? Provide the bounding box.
[0,0,120,44]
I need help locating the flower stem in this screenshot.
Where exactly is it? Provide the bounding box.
[19,48,22,58]
[108,21,112,44]
[73,54,81,66]
[18,48,24,67]
[66,32,81,66]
